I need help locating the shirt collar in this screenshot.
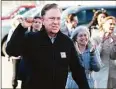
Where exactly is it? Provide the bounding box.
[48,35,57,44]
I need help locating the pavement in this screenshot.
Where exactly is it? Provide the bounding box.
[2,56,21,88]
[2,56,116,88]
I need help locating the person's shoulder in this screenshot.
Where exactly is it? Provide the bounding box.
[60,25,67,31]
[59,31,73,43]
[25,31,40,38]
[60,25,69,35]
[60,31,69,38]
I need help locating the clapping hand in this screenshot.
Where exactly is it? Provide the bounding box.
[102,32,111,43]
[112,33,116,40]
[90,45,96,53]
[111,33,116,45]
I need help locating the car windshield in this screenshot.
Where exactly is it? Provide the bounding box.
[22,6,43,18]
[22,8,38,18]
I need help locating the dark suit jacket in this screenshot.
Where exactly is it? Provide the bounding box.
[6,24,90,89]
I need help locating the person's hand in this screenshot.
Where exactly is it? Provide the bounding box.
[21,17,34,28]
[90,45,96,53]
[75,42,81,54]
[111,33,116,42]
[102,32,111,43]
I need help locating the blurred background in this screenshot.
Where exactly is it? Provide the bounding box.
[1,1,116,88]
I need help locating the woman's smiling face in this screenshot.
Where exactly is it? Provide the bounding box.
[76,31,89,46]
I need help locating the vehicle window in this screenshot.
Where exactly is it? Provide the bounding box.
[76,10,93,25]
[76,10,86,25]
[86,10,94,24]
[76,8,116,25]
[22,6,43,18]
[18,8,29,15]
[22,8,38,18]
[61,6,116,28]
[106,9,116,17]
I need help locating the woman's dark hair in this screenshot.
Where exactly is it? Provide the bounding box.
[88,9,109,28]
[41,3,61,16]
[88,9,108,36]
[66,13,77,23]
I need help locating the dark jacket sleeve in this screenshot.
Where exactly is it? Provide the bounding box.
[6,24,27,56]
[69,42,90,89]
[90,48,101,72]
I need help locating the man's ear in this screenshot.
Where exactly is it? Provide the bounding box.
[41,17,44,21]
[41,17,44,25]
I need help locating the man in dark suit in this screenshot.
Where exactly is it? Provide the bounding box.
[6,3,90,89]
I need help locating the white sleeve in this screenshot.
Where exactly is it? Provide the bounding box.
[6,28,15,44]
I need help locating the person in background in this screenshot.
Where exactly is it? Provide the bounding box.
[110,33,116,60]
[6,16,24,89]
[6,16,41,89]
[91,16,116,88]
[29,16,42,32]
[88,9,108,37]
[61,13,78,37]
[6,3,90,89]
[108,32,116,88]
[66,26,101,88]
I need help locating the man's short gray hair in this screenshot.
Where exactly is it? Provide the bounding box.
[41,3,62,16]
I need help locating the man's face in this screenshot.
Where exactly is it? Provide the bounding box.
[32,18,42,31]
[42,8,61,36]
